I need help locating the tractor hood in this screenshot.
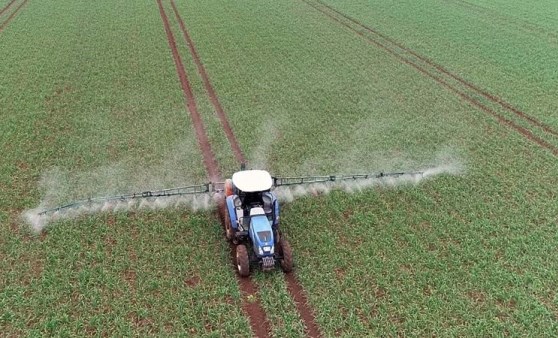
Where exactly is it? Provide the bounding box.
[250,214,274,256]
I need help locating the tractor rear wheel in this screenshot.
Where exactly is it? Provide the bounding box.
[279,239,293,273]
[236,244,250,277]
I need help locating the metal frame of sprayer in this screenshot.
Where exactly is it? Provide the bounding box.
[36,168,424,276]
[37,170,424,217]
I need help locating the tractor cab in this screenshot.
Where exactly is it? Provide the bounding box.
[232,170,273,204]
[226,170,278,227]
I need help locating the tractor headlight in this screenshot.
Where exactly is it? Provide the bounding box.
[263,246,273,253]
[258,247,264,256]
[270,245,274,254]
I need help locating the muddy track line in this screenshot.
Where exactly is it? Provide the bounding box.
[170,0,246,164]
[285,274,322,337]
[157,1,270,337]
[215,202,272,338]
[302,0,558,157]
[156,0,219,181]
[312,0,558,140]
[170,2,322,336]
[0,0,17,17]
[0,0,28,33]
[448,0,558,42]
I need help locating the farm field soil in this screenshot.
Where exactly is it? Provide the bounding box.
[156,1,278,336]
[172,0,558,335]
[158,0,320,335]
[319,0,558,129]
[1,0,558,336]
[0,0,248,336]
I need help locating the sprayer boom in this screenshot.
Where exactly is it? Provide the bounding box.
[35,170,423,217]
[272,171,423,187]
[38,183,212,216]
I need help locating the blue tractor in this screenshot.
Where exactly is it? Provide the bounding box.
[222,169,292,277]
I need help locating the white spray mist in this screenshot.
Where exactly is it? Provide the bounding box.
[22,139,210,233]
[23,194,214,233]
[249,119,282,170]
[273,149,464,203]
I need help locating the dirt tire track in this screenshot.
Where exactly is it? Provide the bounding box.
[0,0,17,17]
[0,0,28,33]
[215,198,272,338]
[170,2,323,336]
[156,0,220,181]
[313,0,558,139]
[449,0,558,42]
[285,274,322,337]
[157,1,271,337]
[170,0,246,164]
[303,0,558,157]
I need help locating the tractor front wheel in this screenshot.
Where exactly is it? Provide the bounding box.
[236,245,250,277]
[274,229,281,244]
[279,239,293,273]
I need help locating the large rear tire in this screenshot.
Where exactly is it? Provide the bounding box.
[236,245,250,277]
[279,239,293,273]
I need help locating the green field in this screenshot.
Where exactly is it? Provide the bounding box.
[2,0,558,336]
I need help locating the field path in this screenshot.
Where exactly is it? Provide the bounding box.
[0,0,28,33]
[303,0,558,157]
[156,0,220,181]
[446,0,558,42]
[285,274,322,337]
[0,0,17,17]
[156,0,271,336]
[170,0,246,165]
[170,1,323,336]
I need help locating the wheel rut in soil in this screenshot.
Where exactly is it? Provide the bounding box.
[447,0,558,42]
[0,0,17,17]
[0,0,28,33]
[157,1,271,337]
[156,0,219,182]
[170,2,323,336]
[285,274,322,337]
[171,0,246,165]
[303,0,558,157]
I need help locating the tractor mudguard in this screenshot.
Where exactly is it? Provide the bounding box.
[226,195,238,229]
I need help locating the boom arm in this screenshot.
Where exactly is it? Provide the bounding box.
[37,183,213,216]
[272,171,424,187]
[35,170,423,217]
